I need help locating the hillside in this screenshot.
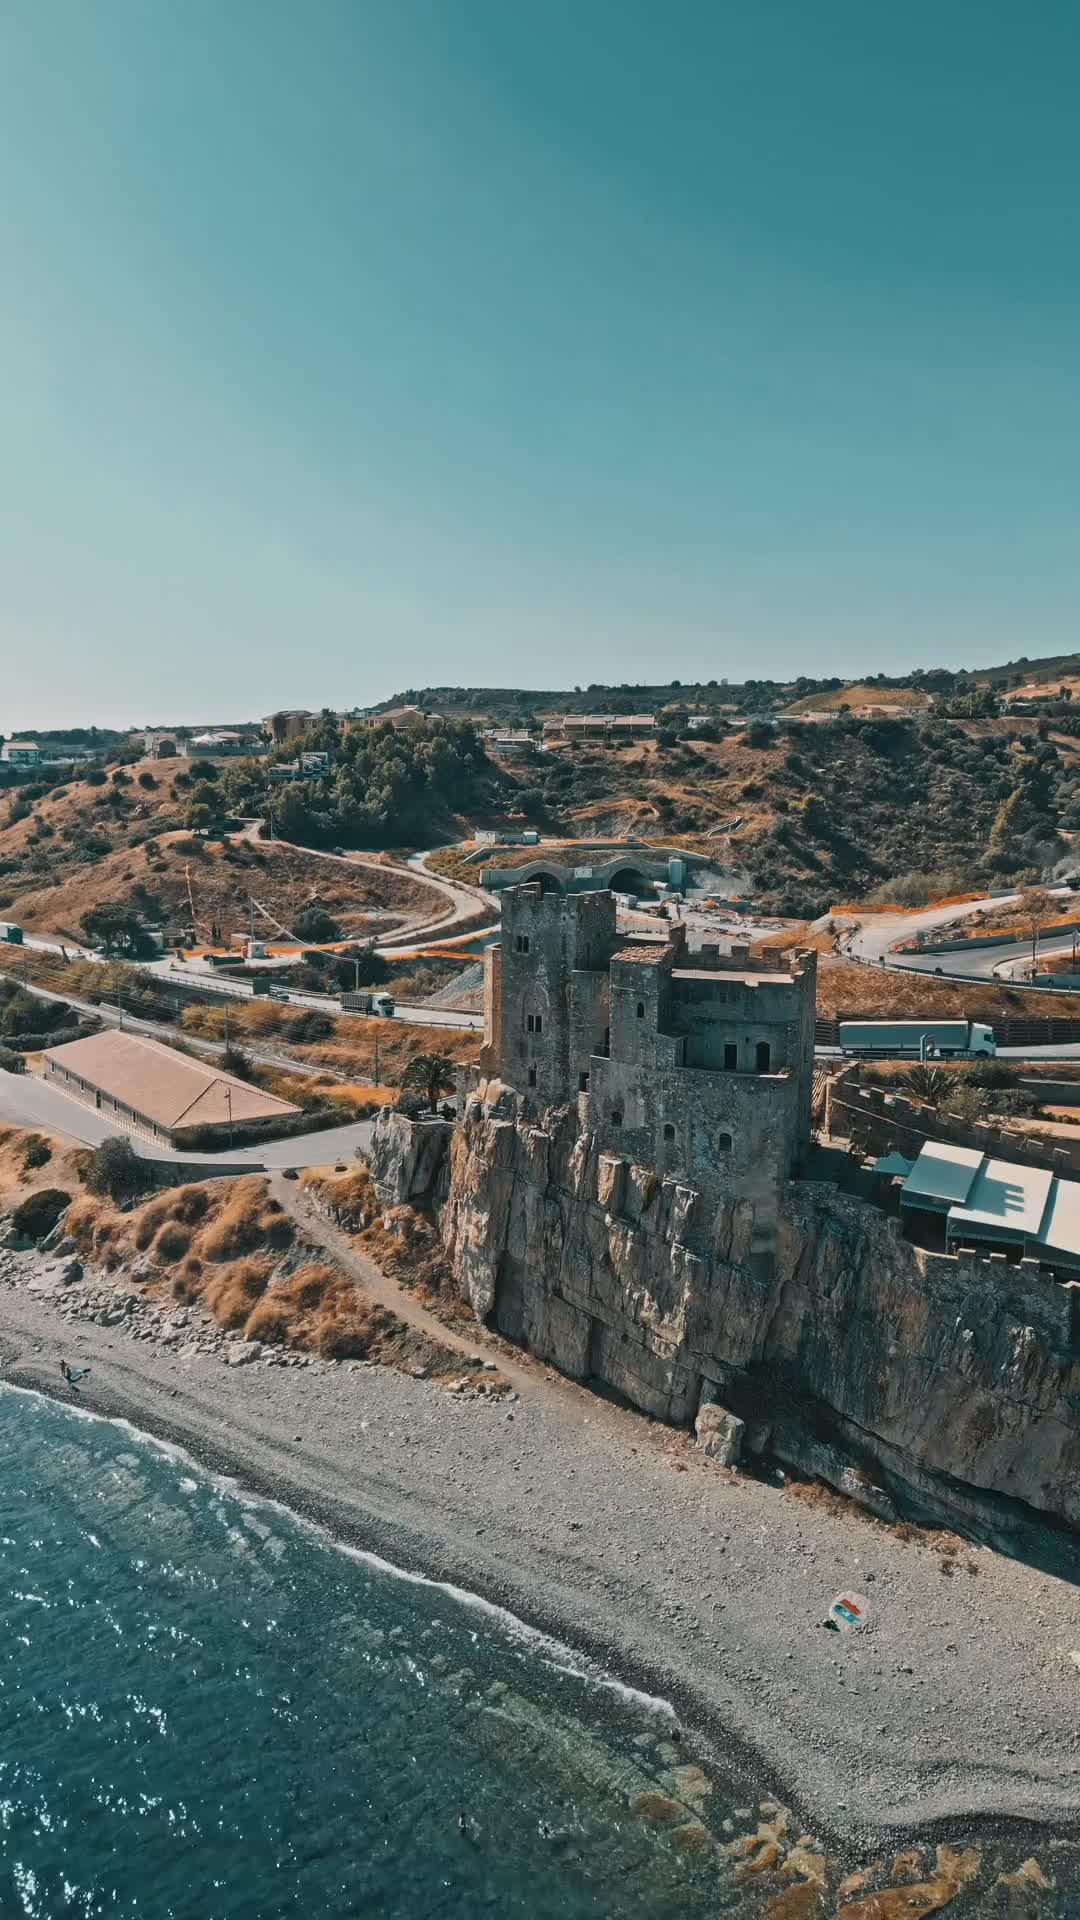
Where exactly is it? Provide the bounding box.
[817,956,1080,1023]
[0,759,431,942]
[781,683,931,716]
[525,714,1079,913]
[971,650,1080,689]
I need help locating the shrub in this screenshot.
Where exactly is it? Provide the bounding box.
[137,771,158,790]
[21,1134,52,1173]
[172,1253,205,1300]
[85,769,107,787]
[11,1187,71,1242]
[198,1179,293,1261]
[173,1184,211,1225]
[293,906,342,944]
[151,1220,192,1263]
[133,1192,176,1251]
[221,1045,257,1082]
[288,1008,335,1043]
[0,1045,23,1073]
[202,1257,272,1327]
[81,1135,143,1200]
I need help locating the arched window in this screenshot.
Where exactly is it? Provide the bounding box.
[636,1001,645,1018]
[663,1122,676,1142]
[755,1040,771,1073]
[718,1131,733,1152]
[610,1104,623,1128]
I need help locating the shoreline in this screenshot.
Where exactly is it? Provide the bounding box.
[2,1287,1080,1866]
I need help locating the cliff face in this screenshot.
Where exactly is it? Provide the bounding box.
[371,1095,1080,1550]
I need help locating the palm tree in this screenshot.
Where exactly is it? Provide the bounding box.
[903,1063,950,1107]
[401,1052,457,1114]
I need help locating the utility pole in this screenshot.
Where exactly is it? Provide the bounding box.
[374,1025,380,1087]
[225,1082,233,1150]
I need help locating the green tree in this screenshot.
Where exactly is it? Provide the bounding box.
[293,905,342,943]
[80,903,155,957]
[81,1135,143,1200]
[400,1052,457,1114]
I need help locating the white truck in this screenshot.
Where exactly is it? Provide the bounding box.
[838,1019,996,1059]
[340,989,395,1018]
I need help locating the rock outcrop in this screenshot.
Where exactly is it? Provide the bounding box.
[371,1095,1080,1550]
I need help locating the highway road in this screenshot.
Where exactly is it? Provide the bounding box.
[16,935,484,1031]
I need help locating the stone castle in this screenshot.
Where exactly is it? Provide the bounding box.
[483,883,816,1228]
[369,885,1080,1554]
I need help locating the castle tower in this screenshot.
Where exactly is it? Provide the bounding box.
[496,884,618,1107]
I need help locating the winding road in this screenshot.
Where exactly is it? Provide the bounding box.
[844,884,1080,984]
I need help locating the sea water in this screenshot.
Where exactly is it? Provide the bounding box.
[0,1388,1071,1919]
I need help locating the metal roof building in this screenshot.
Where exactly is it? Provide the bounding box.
[43,1031,300,1146]
[881,1138,1080,1273]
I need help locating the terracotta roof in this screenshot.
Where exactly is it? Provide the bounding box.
[44,1031,300,1131]
[611,944,674,967]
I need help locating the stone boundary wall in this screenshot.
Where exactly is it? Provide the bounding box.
[827,1080,1080,1175]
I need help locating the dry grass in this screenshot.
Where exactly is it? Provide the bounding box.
[782,683,931,715]
[151,1219,193,1263]
[817,955,1080,1023]
[0,1127,90,1211]
[64,1175,292,1272]
[202,1256,273,1327]
[180,1001,480,1081]
[299,1163,378,1230]
[59,1168,466,1375]
[241,1261,385,1357]
[197,1177,294,1261]
[361,1204,469,1317]
[0,760,432,940]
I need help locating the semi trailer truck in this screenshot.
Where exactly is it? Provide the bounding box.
[837,1019,996,1058]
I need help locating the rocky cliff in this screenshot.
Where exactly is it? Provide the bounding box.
[370,1090,1080,1553]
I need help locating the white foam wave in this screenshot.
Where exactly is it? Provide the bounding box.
[0,1380,675,1723]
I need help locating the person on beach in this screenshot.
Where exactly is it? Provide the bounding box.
[60,1360,72,1383]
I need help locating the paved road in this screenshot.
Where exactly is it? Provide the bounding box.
[16,938,484,1030]
[0,1069,374,1169]
[148,963,485,1029]
[845,886,1080,983]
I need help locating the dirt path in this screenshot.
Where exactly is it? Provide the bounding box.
[270,1173,538,1390]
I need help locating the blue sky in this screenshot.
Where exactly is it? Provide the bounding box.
[1,0,1077,727]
